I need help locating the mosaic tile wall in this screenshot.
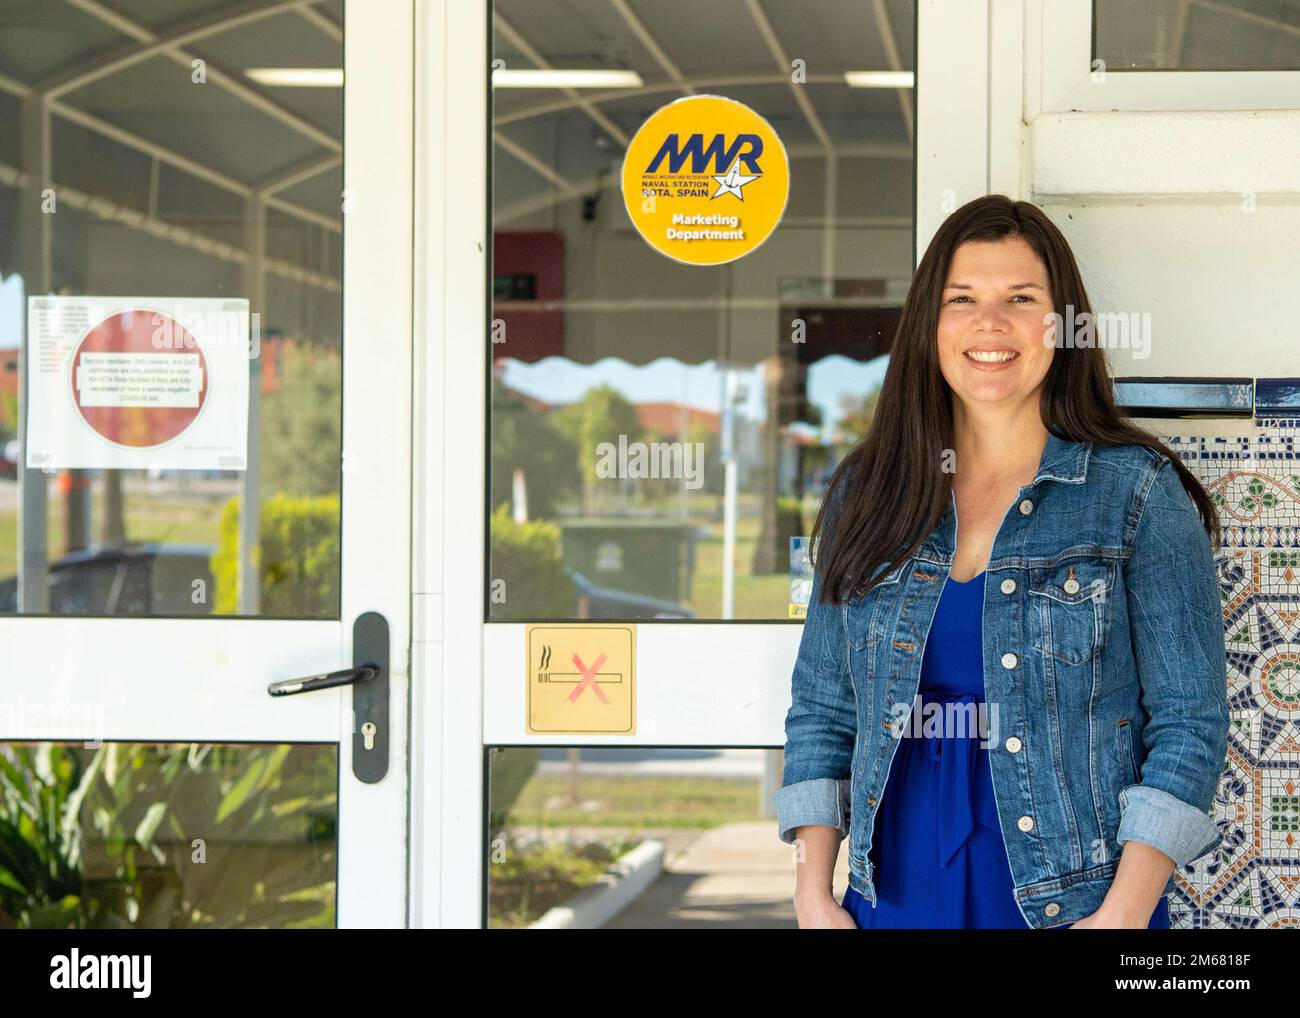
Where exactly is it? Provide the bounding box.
[1167,419,1300,929]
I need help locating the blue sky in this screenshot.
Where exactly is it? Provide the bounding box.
[500,352,888,439]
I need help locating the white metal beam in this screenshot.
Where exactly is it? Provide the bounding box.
[742,0,836,286]
[41,0,311,99]
[59,0,341,152]
[295,0,343,41]
[494,10,630,148]
[494,132,577,195]
[870,0,914,144]
[495,73,859,126]
[0,161,340,291]
[607,0,693,97]
[256,153,343,196]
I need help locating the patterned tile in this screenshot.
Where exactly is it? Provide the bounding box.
[1168,419,1300,929]
[1200,423,1300,549]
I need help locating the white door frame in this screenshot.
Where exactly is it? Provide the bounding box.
[0,0,414,929]
[335,0,414,928]
[410,0,489,929]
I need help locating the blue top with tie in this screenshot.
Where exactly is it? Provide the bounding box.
[841,569,1171,929]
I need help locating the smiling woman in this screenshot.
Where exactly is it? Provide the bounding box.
[778,194,1229,930]
[938,237,1056,405]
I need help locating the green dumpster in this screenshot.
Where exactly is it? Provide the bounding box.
[557,519,697,605]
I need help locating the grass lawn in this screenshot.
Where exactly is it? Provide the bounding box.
[0,490,230,578]
[506,772,763,829]
[687,518,792,619]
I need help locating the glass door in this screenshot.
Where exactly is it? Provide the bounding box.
[445,0,926,928]
[0,1,412,928]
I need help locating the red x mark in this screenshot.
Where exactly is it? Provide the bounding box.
[569,652,610,704]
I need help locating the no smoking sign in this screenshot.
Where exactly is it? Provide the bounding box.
[525,624,636,735]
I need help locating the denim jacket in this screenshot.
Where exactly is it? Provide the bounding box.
[775,431,1230,928]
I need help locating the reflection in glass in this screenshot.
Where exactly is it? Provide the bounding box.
[489,0,914,621]
[487,745,795,928]
[0,741,336,928]
[0,0,346,617]
[1095,0,1300,70]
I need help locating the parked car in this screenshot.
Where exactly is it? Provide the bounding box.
[566,568,695,619]
[0,543,214,615]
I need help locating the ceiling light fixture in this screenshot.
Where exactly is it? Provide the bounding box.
[844,70,914,88]
[246,67,344,87]
[492,69,643,88]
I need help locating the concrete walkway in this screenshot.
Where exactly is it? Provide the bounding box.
[601,821,853,928]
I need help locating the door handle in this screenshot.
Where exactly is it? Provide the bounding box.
[265,612,391,784]
[267,665,379,697]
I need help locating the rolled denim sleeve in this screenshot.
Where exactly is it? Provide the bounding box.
[774,477,857,845]
[1116,456,1230,870]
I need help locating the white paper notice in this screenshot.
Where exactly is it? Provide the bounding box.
[26,296,251,471]
[75,352,204,408]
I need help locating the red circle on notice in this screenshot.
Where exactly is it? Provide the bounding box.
[70,309,209,448]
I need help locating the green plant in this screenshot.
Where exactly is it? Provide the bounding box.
[488,502,575,619]
[491,378,580,518]
[488,835,646,928]
[488,747,539,835]
[488,840,612,928]
[0,390,18,444]
[0,742,337,929]
[211,493,340,616]
[0,744,101,928]
[86,743,337,929]
[776,495,804,530]
[550,384,643,514]
[259,343,342,498]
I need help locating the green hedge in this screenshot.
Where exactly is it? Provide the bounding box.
[211,494,340,616]
[488,502,574,619]
[210,495,575,619]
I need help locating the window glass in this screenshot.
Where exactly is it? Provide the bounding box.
[489,0,914,621]
[1095,0,1300,70]
[0,742,336,928]
[0,0,346,618]
[487,745,802,928]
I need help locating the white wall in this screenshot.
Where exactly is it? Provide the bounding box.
[1028,111,1300,378]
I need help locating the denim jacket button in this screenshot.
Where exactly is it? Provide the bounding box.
[1005,736,1022,753]
[1001,652,1018,669]
[1000,578,1016,594]
[1044,902,1061,917]
[1017,815,1034,832]
[1018,498,1034,515]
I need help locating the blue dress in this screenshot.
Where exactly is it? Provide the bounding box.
[841,569,1171,930]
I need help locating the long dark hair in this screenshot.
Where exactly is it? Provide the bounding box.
[810,193,1221,606]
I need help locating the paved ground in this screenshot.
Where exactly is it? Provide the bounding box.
[534,747,767,778]
[601,821,853,928]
